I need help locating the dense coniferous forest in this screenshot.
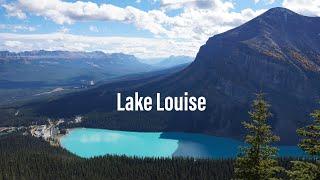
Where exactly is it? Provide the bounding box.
[0,133,313,180]
[0,133,235,180]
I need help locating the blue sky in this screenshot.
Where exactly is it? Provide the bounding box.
[0,0,318,58]
[0,0,281,36]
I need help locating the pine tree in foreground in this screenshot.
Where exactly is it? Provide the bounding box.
[234,93,282,180]
[287,106,320,180]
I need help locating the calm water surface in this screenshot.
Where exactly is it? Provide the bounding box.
[60,128,305,158]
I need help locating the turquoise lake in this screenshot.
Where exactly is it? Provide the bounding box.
[60,128,306,158]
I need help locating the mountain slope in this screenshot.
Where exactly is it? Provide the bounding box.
[16,8,320,145]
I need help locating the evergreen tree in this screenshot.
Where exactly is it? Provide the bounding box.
[286,161,318,180]
[234,93,282,180]
[287,107,320,180]
[297,108,320,157]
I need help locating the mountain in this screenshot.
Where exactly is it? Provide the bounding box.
[0,50,155,89]
[153,56,194,68]
[0,50,107,59]
[0,50,152,83]
[11,8,320,145]
[0,50,156,104]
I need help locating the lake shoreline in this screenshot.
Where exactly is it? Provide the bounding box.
[60,128,306,159]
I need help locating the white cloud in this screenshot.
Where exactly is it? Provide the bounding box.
[0,24,37,32]
[89,25,99,32]
[269,0,276,4]
[3,40,23,48]
[0,0,317,59]
[2,0,265,43]
[2,0,170,37]
[283,0,320,16]
[158,7,266,42]
[2,3,27,19]
[58,27,70,33]
[15,0,129,24]
[159,0,233,10]
[0,0,271,58]
[254,0,275,4]
[0,33,201,58]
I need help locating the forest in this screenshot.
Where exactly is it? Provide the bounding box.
[0,133,236,180]
[0,133,311,180]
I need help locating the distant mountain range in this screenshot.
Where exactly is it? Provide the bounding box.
[0,50,192,104]
[154,56,194,68]
[0,51,193,84]
[0,50,152,84]
[140,56,194,67]
[7,8,320,145]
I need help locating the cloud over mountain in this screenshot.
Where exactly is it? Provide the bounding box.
[282,0,320,16]
[1,0,319,58]
[2,0,264,42]
[0,33,198,58]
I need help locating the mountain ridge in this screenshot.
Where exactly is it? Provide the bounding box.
[0,50,138,62]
